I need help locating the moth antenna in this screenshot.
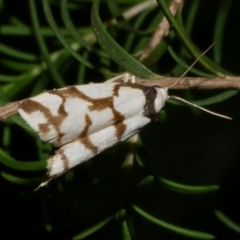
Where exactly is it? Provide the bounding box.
[167,43,231,120]
[169,95,232,120]
[168,43,215,89]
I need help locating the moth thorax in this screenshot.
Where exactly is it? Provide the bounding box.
[154,87,168,113]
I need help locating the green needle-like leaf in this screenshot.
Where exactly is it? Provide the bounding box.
[72,214,115,239]
[159,177,219,194]
[91,0,160,79]
[133,204,215,239]
[0,148,46,171]
[215,211,240,234]
[157,0,230,76]
[1,171,45,185]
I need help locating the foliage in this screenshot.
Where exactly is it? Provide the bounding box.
[0,0,240,239]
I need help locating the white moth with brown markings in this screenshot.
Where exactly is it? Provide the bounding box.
[0,75,168,189]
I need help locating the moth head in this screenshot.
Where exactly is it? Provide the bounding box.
[154,87,168,113]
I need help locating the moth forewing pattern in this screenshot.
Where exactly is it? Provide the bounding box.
[0,81,168,189]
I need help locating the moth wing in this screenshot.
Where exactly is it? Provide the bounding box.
[18,83,116,146]
[37,113,150,188]
[18,83,149,147]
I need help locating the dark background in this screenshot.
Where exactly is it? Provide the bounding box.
[0,0,240,239]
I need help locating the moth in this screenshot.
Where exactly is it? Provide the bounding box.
[0,72,231,189]
[0,74,169,189]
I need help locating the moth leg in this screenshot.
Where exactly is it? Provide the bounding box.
[121,73,135,83]
[105,73,132,83]
[128,75,135,83]
[120,73,135,83]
